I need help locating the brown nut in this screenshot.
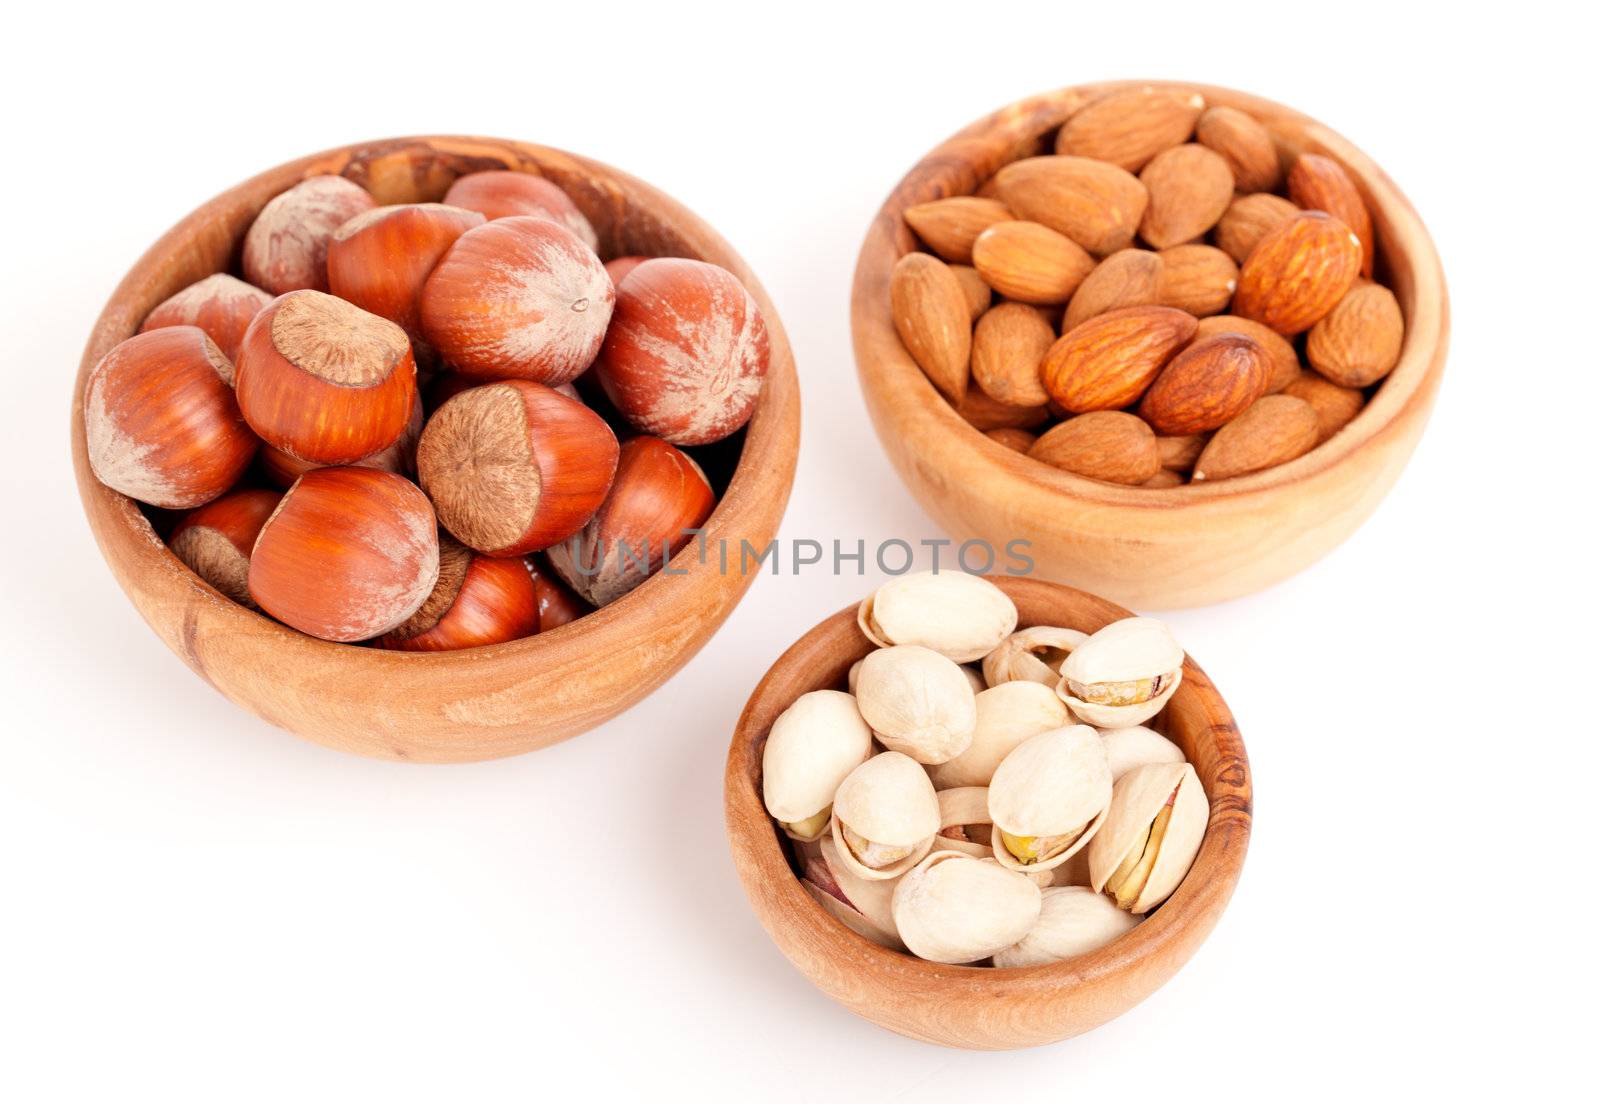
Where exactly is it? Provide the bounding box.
[971,303,1055,407]
[1040,305,1196,413]
[1028,412,1160,485]
[1138,333,1271,435]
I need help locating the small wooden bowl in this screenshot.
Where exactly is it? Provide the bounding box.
[852,81,1449,609]
[71,136,800,763]
[724,576,1251,1049]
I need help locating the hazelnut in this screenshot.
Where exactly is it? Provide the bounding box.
[241,175,375,295]
[442,170,599,250]
[376,537,541,651]
[168,488,282,607]
[326,203,485,346]
[258,397,423,488]
[525,556,591,631]
[140,273,271,361]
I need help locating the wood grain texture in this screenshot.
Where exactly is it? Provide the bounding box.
[724,576,1251,1049]
[70,136,801,762]
[852,82,1449,609]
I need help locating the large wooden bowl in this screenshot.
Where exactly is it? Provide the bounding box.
[724,576,1251,1049]
[852,81,1449,609]
[71,136,800,763]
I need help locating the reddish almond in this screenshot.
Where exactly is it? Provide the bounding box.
[993,156,1150,256]
[1138,144,1234,249]
[1215,193,1298,265]
[1195,106,1282,193]
[1193,315,1299,393]
[1288,153,1375,277]
[949,264,993,321]
[1055,86,1207,171]
[1233,211,1362,335]
[890,252,971,404]
[1157,244,1238,317]
[1283,371,1364,443]
[1039,305,1197,413]
[972,221,1095,304]
[1306,282,1404,387]
[972,303,1055,407]
[904,197,1015,264]
[1028,411,1161,485]
[1062,249,1163,330]
[1192,395,1319,481]
[1138,333,1271,435]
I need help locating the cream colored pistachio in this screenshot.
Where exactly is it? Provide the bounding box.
[1089,761,1207,913]
[982,625,1088,688]
[800,836,905,951]
[932,786,994,858]
[854,645,977,765]
[1100,726,1186,780]
[959,665,986,695]
[988,726,1113,873]
[891,852,1042,964]
[930,681,1069,789]
[847,657,864,695]
[762,690,873,840]
[858,571,1019,663]
[1058,618,1184,727]
[831,751,940,881]
[992,886,1140,968]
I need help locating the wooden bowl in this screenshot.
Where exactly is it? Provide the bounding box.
[724,576,1251,1049]
[852,81,1449,609]
[71,136,800,763]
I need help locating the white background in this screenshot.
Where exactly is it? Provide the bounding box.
[2,2,1594,1099]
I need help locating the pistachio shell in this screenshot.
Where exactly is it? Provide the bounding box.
[891,852,1043,964]
[959,664,987,695]
[982,625,1088,688]
[1058,618,1184,727]
[992,886,1141,968]
[762,690,874,837]
[855,645,978,764]
[858,571,1019,663]
[800,836,905,951]
[831,751,940,881]
[846,657,864,695]
[1050,848,1093,887]
[1088,761,1208,913]
[929,681,1070,789]
[988,726,1113,873]
[932,786,995,858]
[1099,725,1186,780]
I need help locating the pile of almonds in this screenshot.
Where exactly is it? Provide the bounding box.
[892,86,1404,486]
[85,168,770,648]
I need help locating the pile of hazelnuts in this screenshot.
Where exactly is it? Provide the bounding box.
[83,170,771,649]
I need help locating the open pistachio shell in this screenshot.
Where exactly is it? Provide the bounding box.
[891,851,1042,964]
[762,690,874,840]
[992,886,1141,968]
[930,681,1070,789]
[1089,761,1208,914]
[855,645,977,765]
[1058,618,1184,727]
[988,726,1113,873]
[1050,848,1093,888]
[1100,726,1186,780]
[831,751,940,881]
[982,625,1088,688]
[932,786,994,858]
[857,571,1019,663]
[800,836,905,951]
[959,664,986,695]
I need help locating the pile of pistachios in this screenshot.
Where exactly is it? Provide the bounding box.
[760,572,1206,967]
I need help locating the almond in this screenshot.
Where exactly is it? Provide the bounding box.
[1287,153,1375,277]
[1138,144,1234,249]
[1306,282,1403,387]
[1039,305,1197,413]
[1028,411,1160,485]
[1283,370,1363,443]
[1157,244,1238,317]
[1156,433,1207,472]
[1062,248,1163,330]
[1193,315,1299,393]
[1138,332,1271,434]
[890,252,971,404]
[1141,467,1186,488]
[1055,86,1206,171]
[1194,106,1282,193]
[971,221,1095,305]
[993,156,1149,257]
[1192,395,1319,481]
[985,427,1038,453]
[957,385,1050,431]
[1233,211,1362,335]
[971,303,1055,407]
[1215,193,1298,265]
[904,197,1015,264]
[949,264,992,321]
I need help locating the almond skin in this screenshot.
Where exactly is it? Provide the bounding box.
[1194,315,1299,393]
[1306,282,1404,387]
[1288,153,1374,277]
[904,197,1015,265]
[949,264,992,321]
[1283,370,1364,443]
[957,386,1050,431]
[1195,106,1282,193]
[972,303,1055,407]
[1157,244,1238,317]
[1156,433,1207,472]
[1028,411,1160,485]
[972,221,1095,305]
[890,252,971,404]
[1233,211,1363,335]
[1062,249,1163,330]
[993,156,1149,256]
[1139,332,1271,435]
[1141,467,1186,488]
[985,427,1038,453]
[1192,394,1319,481]
[1055,87,1206,171]
[1138,144,1234,249]
[1215,193,1298,265]
[1040,305,1197,413]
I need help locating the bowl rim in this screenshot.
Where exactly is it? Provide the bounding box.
[723,575,1253,1045]
[851,79,1450,509]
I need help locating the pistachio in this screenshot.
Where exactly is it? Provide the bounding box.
[992,886,1141,968]
[1058,617,1184,727]
[988,726,1113,873]
[831,751,940,881]
[762,690,874,841]
[1099,725,1186,780]
[982,625,1088,688]
[858,571,1019,663]
[1089,761,1208,913]
[890,851,1042,964]
[854,645,978,765]
[932,786,995,858]
[929,681,1069,789]
[801,836,906,951]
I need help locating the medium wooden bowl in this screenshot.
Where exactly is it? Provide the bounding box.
[852,81,1449,609]
[724,576,1251,1049]
[71,136,800,763]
